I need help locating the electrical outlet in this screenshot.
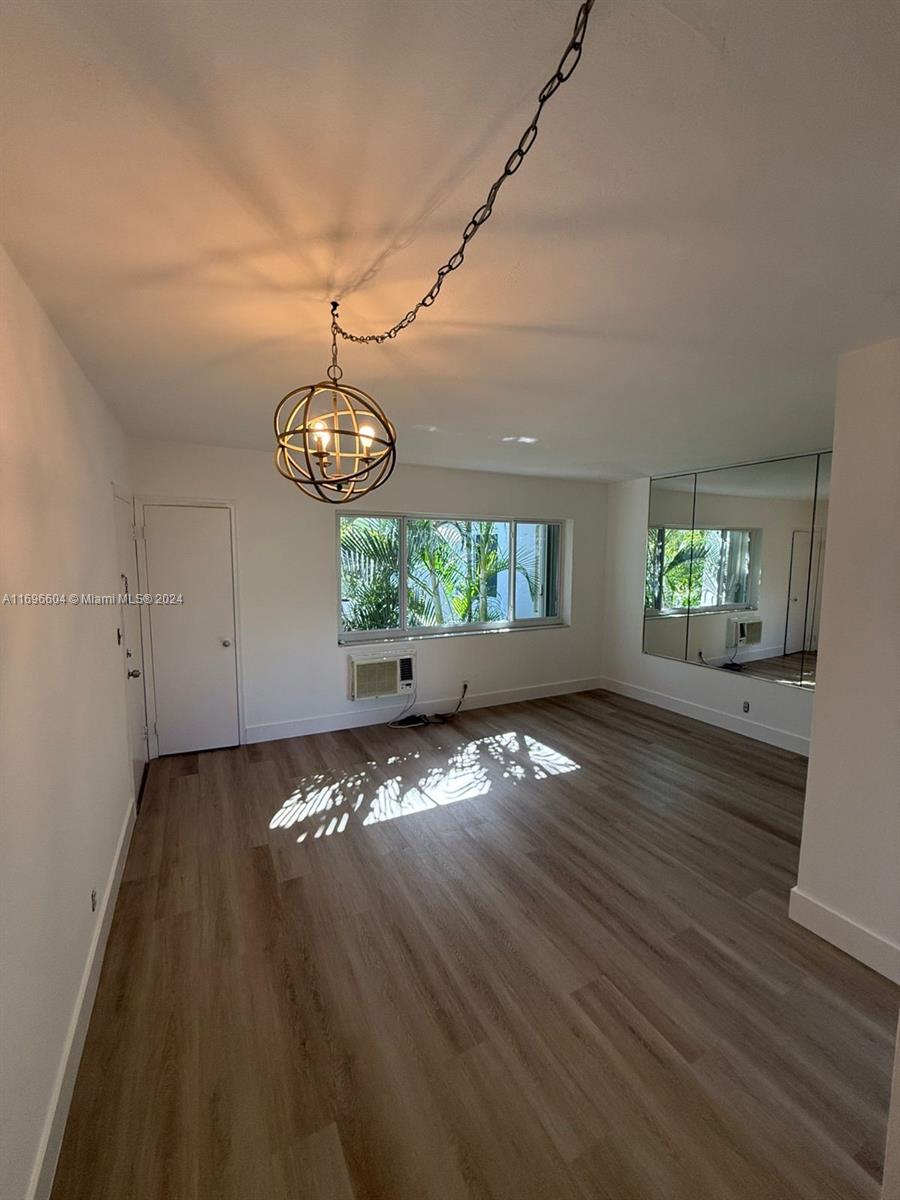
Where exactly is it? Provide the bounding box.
[90,888,97,913]
[742,701,750,714]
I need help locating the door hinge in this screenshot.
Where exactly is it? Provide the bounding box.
[132,524,145,542]
[142,724,149,738]
[116,626,123,645]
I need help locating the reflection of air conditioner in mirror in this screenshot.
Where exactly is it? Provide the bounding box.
[349,652,415,700]
[727,617,763,650]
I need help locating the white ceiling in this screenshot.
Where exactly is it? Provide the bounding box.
[2,0,897,480]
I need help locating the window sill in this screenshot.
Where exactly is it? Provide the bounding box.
[644,607,759,620]
[339,620,568,647]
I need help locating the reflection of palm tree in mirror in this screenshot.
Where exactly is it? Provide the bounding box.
[269,732,579,842]
[645,528,709,611]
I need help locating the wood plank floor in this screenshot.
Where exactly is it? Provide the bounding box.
[734,651,817,688]
[51,690,898,1200]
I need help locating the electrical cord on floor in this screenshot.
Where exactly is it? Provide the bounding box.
[387,681,469,729]
[721,643,744,670]
[698,649,743,671]
[388,682,428,729]
[427,681,468,724]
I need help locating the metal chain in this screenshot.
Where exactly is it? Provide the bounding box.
[332,0,596,345]
[326,300,343,380]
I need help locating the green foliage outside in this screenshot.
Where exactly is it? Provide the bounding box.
[340,517,548,632]
[645,527,708,611]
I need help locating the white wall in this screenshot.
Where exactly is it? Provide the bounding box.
[128,439,607,740]
[790,338,900,983]
[603,477,814,754]
[0,249,135,1199]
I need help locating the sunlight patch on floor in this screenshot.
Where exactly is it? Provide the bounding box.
[269,731,580,841]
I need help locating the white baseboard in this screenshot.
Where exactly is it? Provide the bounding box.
[789,887,900,984]
[244,676,608,743]
[29,799,137,1200]
[596,676,810,756]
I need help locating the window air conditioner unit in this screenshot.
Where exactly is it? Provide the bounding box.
[349,652,415,700]
[727,617,763,650]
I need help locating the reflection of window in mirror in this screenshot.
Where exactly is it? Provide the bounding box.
[645,526,761,614]
[643,452,831,689]
[643,474,696,661]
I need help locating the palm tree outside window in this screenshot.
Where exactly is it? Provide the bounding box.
[339,515,563,641]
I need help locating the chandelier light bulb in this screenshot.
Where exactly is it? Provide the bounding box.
[358,423,375,454]
[311,419,330,451]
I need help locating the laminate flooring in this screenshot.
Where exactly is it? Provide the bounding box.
[51,690,899,1200]
[730,651,817,688]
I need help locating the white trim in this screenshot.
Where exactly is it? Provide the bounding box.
[29,799,136,1200]
[789,887,900,984]
[644,606,759,620]
[245,675,607,743]
[596,675,810,755]
[339,619,568,647]
[111,485,150,793]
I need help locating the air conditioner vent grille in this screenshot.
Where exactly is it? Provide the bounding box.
[349,652,416,700]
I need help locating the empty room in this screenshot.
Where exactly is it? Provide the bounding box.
[2,1,899,1198]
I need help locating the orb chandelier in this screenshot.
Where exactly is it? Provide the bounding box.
[273,0,597,504]
[274,303,397,503]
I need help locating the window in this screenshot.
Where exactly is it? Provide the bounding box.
[514,521,560,620]
[645,526,757,614]
[406,519,511,629]
[339,516,401,633]
[339,515,563,641]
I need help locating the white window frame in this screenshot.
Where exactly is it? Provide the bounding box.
[337,512,566,644]
[644,524,761,618]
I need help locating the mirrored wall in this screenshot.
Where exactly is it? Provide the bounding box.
[643,452,831,689]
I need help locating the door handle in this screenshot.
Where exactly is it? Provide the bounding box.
[221,639,232,647]
[127,668,142,679]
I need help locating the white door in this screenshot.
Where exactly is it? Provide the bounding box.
[143,504,240,755]
[114,493,148,799]
[785,530,812,654]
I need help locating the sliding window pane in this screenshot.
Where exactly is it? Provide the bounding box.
[514,522,560,619]
[339,515,401,632]
[407,519,510,628]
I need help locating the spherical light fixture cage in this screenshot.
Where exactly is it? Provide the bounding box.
[274,377,397,504]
